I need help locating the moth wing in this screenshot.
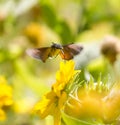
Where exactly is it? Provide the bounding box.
[26,47,51,62]
[60,44,83,60]
[64,44,83,55]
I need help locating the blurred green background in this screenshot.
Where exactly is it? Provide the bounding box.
[0,0,120,125]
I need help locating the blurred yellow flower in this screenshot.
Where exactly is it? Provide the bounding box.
[24,22,44,46]
[64,80,120,124]
[33,60,80,125]
[0,109,6,120]
[0,76,13,120]
[64,83,106,120]
[14,97,35,114]
[102,86,120,123]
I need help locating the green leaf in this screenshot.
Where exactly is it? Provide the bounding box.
[62,111,104,125]
[40,4,58,28]
[40,4,74,44]
[55,21,74,44]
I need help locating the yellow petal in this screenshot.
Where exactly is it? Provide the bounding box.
[33,91,58,118]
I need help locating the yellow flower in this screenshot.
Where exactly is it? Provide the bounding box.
[64,80,120,124]
[102,86,120,123]
[33,60,80,125]
[34,91,67,125]
[0,76,13,120]
[64,87,105,120]
[52,60,79,97]
[24,22,44,46]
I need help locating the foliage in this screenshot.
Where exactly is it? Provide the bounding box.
[0,0,120,125]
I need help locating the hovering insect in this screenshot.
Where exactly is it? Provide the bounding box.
[26,43,83,62]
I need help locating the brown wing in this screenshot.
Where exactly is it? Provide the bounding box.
[60,44,83,60]
[26,47,51,62]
